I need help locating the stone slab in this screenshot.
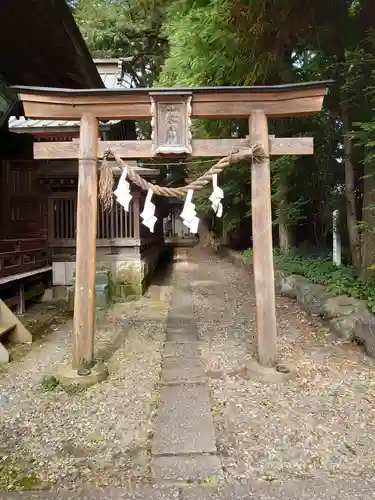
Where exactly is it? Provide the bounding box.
[166,325,198,342]
[3,486,179,500]
[164,341,202,358]
[151,454,223,482]
[167,316,196,328]
[4,479,375,500]
[181,477,375,500]
[152,384,217,455]
[161,356,206,384]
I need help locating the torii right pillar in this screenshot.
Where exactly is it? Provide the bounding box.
[249,110,278,368]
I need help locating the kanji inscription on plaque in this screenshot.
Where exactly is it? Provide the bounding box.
[150,92,192,156]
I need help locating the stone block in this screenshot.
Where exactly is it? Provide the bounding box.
[53,285,69,300]
[112,261,143,301]
[151,455,223,482]
[67,285,75,311]
[42,288,54,302]
[323,295,368,319]
[161,356,206,384]
[95,271,110,309]
[280,274,308,299]
[294,280,334,315]
[67,271,111,311]
[329,315,358,340]
[354,311,375,357]
[164,341,202,358]
[152,384,217,456]
[274,269,288,293]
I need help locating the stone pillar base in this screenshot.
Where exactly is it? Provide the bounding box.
[243,360,296,383]
[52,360,109,388]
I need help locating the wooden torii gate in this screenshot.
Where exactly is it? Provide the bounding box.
[14,82,330,381]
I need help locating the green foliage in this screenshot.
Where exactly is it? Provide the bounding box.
[72,0,170,86]
[349,0,361,16]
[71,0,375,263]
[271,251,375,312]
[272,155,307,226]
[186,157,251,231]
[158,0,239,87]
[349,33,375,167]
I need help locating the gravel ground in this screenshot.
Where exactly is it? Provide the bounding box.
[188,249,375,483]
[0,280,172,492]
[3,249,375,492]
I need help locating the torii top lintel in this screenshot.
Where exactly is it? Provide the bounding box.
[13,81,332,121]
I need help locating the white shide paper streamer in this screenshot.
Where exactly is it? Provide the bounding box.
[114,168,132,212]
[180,189,199,234]
[140,188,157,233]
[209,173,224,218]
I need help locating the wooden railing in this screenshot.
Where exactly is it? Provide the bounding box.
[48,192,137,246]
[0,238,49,279]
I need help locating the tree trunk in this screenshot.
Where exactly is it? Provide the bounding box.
[342,101,361,271]
[279,223,293,252]
[360,163,375,282]
[278,198,293,251]
[221,227,231,246]
[198,219,213,248]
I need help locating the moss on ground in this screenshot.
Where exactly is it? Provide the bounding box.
[0,460,49,492]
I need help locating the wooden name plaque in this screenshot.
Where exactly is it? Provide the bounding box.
[150,92,192,156]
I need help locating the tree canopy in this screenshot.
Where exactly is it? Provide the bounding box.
[71,0,375,280]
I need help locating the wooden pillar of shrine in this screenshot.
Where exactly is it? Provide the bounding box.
[72,114,99,370]
[249,110,278,367]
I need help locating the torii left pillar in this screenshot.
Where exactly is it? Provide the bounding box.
[55,113,109,386]
[72,113,98,370]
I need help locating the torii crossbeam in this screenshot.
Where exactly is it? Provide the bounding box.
[13,81,331,381]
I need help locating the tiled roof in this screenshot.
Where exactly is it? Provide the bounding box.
[9,59,131,131]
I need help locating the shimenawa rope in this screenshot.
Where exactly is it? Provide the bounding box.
[98,144,265,210]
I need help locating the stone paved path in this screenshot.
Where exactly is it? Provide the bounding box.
[151,251,223,482]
